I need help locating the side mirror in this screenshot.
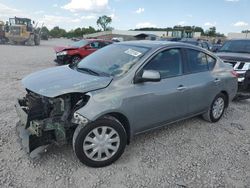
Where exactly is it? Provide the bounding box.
[135,70,161,83]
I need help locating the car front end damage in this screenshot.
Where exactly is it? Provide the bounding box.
[54,52,72,65]
[15,90,89,157]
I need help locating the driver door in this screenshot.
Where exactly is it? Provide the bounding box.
[132,48,189,133]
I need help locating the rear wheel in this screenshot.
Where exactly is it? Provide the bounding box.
[34,35,40,45]
[202,93,226,122]
[73,116,127,167]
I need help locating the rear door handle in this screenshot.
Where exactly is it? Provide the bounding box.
[177,85,187,91]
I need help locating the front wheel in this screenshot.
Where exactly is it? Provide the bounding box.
[202,93,226,122]
[73,116,127,167]
[71,55,81,64]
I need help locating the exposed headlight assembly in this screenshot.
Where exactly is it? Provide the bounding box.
[72,112,88,125]
[56,51,67,56]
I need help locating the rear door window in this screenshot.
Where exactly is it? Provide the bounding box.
[186,49,208,73]
[185,49,216,73]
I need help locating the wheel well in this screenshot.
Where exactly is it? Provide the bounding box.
[104,112,131,145]
[221,91,229,107]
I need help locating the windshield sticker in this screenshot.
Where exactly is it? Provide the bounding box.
[124,49,142,57]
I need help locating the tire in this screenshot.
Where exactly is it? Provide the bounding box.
[34,35,40,45]
[71,55,81,64]
[73,116,127,167]
[202,93,226,122]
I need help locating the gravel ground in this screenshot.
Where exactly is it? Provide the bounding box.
[0,39,250,188]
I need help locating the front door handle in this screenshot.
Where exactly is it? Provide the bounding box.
[177,85,187,91]
[214,78,221,83]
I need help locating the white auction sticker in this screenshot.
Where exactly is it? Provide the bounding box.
[124,49,142,57]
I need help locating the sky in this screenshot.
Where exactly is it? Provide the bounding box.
[0,0,250,34]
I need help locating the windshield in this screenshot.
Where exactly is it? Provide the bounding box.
[70,40,89,48]
[76,44,150,77]
[219,40,250,53]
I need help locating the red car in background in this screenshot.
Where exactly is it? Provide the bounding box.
[54,39,113,64]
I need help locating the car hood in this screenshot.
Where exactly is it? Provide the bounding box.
[216,52,250,62]
[22,65,112,98]
[54,46,78,53]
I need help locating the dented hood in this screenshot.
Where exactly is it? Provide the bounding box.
[54,46,78,53]
[22,65,112,98]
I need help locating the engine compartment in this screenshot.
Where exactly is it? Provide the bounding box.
[16,90,90,155]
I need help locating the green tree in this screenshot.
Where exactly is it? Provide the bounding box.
[206,27,216,37]
[41,26,49,34]
[49,26,66,38]
[242,30,250,33]
[74,27,82,37]
[97,15,112,31]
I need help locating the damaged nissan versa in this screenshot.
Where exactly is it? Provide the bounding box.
[15,41,238,167]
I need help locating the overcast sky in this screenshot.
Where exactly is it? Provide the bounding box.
[0,0,249,34]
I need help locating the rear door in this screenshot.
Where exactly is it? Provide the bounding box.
[183,48,218,114]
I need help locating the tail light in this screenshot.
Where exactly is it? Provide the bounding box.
[231,70,238,78]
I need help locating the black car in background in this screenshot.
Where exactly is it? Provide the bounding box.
[216,39,250,90]
[180,38,212,51]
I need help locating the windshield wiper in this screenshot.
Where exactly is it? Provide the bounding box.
[77,67,100,76]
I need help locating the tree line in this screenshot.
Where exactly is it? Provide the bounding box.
[40,15,225,39]
[134,26,225,37]
[40,15,113,39]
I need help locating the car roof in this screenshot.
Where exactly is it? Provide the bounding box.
[116,40,202,50]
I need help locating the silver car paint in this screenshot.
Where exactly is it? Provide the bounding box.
[22,65,112,98]
[22,42,238,139]
[75,44,238,137]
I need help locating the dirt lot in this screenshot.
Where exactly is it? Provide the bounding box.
[0,39,250,188]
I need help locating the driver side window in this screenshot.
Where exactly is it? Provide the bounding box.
[144,49,183,78]
[90,42,100,49]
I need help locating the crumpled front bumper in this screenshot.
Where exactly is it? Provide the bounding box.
[15,99,49,158]
[54,55,71,65]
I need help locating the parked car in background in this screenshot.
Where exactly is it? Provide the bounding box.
[180,38,212,51]
[54,39,113,64]
[211,43,223,52]
[216,39,250,90]
[16,41,237,167]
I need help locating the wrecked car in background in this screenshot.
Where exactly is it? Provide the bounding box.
[16,41,237,167]
[216,39,250,90]
[54,39,113,65]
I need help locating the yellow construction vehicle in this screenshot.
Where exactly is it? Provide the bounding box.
[0,20,7,44]
[5,17,41,45]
